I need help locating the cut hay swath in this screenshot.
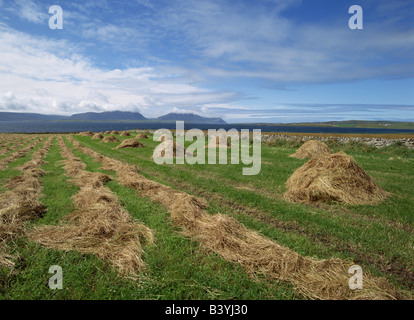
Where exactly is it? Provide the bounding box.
[28,136,154,278]
[0,137,44,171]
[78,131,94,137]
[284,152,390,205]
[0,135,33,157]
[0,136,53,267]
[289,140,332,159]
[136,133,149,139]
[69,136,405,300]
[102,136,120,143]
[115,139,144,149]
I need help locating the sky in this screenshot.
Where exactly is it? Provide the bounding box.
[0,0,413,123]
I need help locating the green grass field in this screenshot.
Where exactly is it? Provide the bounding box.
[0,132,413,300]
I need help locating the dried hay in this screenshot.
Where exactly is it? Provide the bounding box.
[120,131,131,137]
[136,133,149,139]
[111,130,119,135]
[28,137,154,277]
[284,152,390,205]
[0,138,43,171]
[92,133,104,140]
[102,136,120,143]
[79,131,95,137]
[68,137,404,300]
[0,137,52,267]
[104,131,111,134]
[115,139,144,149]
[289,140,332,159]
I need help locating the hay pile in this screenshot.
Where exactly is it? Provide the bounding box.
[152,140,193,159]
[120,131,131,137]
[205,135,231,149]
[79,131,94,137]
[69,137,404,300]
[28,137,153,277]
[284,152,390,205]
[289,140,332,159]
[111,130,119,135]
[104,131,111,134]
[102,136,120,143]
[92,133,104,140]
[115,139,144,149]
[136,133,149,139]
[0,137,53,267]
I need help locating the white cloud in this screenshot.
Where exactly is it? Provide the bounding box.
[14,0,48,24]
[0,25,238,117]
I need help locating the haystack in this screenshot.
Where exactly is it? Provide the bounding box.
[289,140,332,159]
[120,131,131,137]
[115,139,144,149]
[79,131,94,137]
[136,133,149,139]
[92,133,104,140]
[152,140,193,159]
[284,152,390,205]
[104,131,111,134]
[102,136,120,143]
[111,130,119,135]
[205,135,231,148]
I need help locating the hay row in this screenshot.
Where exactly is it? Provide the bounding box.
[68,136,405,300]
[0,137,44,171]
[0,136,53,267]
[28,136,154,278]
[0,136,32,154]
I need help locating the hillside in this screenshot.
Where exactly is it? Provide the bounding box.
[0,112,66,121]
[69,111,147,121]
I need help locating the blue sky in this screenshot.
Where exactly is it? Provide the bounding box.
[0,0,413,123]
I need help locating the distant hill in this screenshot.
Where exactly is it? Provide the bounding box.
[0,112,66,121]
[69,111,147,121]
[156,113,227,124]
[0,111,227,124]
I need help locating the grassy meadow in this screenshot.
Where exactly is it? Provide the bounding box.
[0,131,413,300]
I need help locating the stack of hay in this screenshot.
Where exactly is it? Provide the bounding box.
[284,142,390,205]
[104,131,111,134]
[102,136,120,143]
[120,131,131,137]
[116,139,144,149]
[111,130,119,135]
[136,133,149,139]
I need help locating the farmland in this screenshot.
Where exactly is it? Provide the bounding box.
[0,131,413,300]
